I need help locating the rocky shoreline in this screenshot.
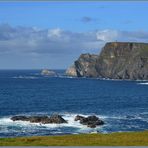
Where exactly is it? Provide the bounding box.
[11,114,104,128]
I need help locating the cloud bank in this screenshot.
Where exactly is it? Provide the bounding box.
[0,24,148,57]
[0,24,148,54]
[0,24,101,56]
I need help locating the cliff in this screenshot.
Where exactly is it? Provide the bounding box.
[66,42,148,80]
[66,54,98,77]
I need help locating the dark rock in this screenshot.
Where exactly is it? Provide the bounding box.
[87,124,96,128]
[11,116,29,121]
[66,42,148,80]
[87,115,99,121]
[29,116,50,123]
[74,115,85,121]
[49,114,67,124]
[95,120,104,125]
[11,114,67,124]
[75,115,104,128]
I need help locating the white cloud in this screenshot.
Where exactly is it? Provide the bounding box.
[96,29,118,42]
[0,24,148,57]
[47,28,62,38]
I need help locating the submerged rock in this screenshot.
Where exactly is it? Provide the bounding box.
[41,69,57,76]
[11,114,67,124]
[75,115,104,128]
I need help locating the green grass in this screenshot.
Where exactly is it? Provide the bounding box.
[0,131,148,146]
[138,44,148,57]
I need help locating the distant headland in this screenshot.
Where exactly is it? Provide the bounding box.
[66,42,148,80]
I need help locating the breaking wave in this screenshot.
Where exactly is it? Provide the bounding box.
[0,113,105,137]
[12,76,39,79]
[0,112,148,137]
[138,82,148,85]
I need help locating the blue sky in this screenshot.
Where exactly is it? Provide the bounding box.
[0,2,148,69]
[1,2,148,31]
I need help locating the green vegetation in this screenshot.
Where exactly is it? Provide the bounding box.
[139,44,148,57]
[0,131,148,146]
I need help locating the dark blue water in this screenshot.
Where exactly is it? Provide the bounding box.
[0,70,148,137]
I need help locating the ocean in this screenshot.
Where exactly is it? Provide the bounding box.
[0,70,148,137]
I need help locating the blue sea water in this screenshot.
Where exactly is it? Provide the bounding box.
[0,70,148,137]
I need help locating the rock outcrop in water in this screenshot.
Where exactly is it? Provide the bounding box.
[66,42,148,80]
[11,116,29,121]
[11,114,104,128]
[41,69,57,76]
[11,114,67,124]
[75,115,104,128]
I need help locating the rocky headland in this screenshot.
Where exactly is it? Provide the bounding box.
[66,42,148,80]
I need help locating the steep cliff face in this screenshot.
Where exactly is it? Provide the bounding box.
[96,42,148,80]
[66,54,98,77]
[66,42,148,80]
[65,65,77,77]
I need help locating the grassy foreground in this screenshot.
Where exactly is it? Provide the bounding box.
[0,131,148,146]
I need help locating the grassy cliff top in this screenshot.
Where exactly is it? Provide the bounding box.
[107,42,148,45]
[0,131,148,146]
[100,42,148,58]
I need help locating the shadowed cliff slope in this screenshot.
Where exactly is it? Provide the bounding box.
[66,42,148,80]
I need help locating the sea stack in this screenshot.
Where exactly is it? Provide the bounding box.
[66,42,148,80]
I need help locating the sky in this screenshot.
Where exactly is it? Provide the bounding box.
[0,2,148,69]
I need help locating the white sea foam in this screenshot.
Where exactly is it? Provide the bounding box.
[12,76,38,79]
[140,112,148,115]
[0,117,37,127]
[58,75,77,79]
[0,112,146,137]
[0,113,105,135]
[138,82,148,85]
